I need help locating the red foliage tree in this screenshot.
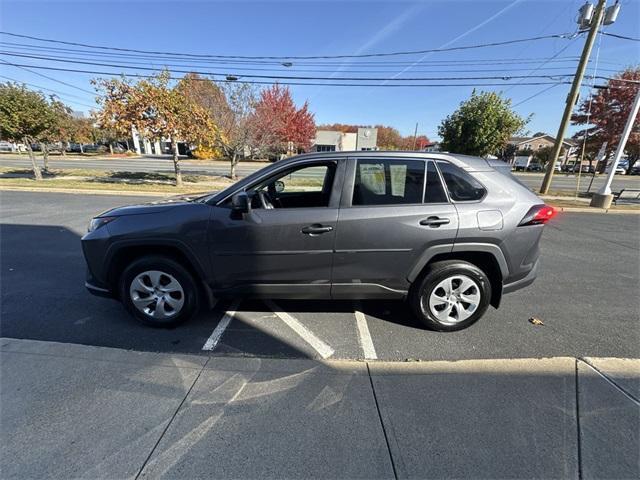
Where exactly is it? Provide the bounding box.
[572,67,640,171]
[250,84,315,157]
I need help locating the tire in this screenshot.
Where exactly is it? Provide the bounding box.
[409,260,491,332]
[119,255,200,327]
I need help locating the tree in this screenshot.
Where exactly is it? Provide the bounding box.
[250,84,315,159]
[0,82,57,180]
[94,71,218,186]
[177,75,257,179]
[375,125,404,150]
[572,67,640,172]
[438,90,529,157]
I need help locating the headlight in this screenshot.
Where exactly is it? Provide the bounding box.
[88,216,116,232]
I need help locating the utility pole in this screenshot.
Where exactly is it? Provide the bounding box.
[590,86,640,207]
[539,0,608,194]
[412,122,419,150]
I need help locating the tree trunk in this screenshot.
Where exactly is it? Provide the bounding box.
[61,141,67,157]
[41,143,50,172]
[25,139,42,181]
[109,143,114,155]
[230,152,238,180]
[80,144,84,154]
[172,140,182,187]
[125,139,130,152]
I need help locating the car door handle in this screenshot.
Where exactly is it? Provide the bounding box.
[301,224,333,235]
[420,216,450,227]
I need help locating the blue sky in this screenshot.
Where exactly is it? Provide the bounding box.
[1,0,638,140]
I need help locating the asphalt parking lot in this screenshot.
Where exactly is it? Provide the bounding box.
[1,190,639,361]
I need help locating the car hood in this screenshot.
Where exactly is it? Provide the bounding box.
[97,193,208,217]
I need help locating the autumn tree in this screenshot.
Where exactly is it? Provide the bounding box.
[177,74,257,178]
[375,125,404,150]
[438,90,528,157]
[0,82,58,180]
[94,71,218,186]
[250,84,315,159]
[572,67,640,172]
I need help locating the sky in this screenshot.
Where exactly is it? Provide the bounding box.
[1,0,639,141]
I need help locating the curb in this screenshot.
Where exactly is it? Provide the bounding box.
[1,186,639,213]
[0,186,169,197]
[554,206,640,214]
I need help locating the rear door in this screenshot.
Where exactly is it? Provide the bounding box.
[331,157,458,298]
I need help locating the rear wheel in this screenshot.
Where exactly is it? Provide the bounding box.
[119,256,199,327]
[410,260,491,331]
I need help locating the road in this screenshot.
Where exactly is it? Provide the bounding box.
[2,153,639,193]
[1,190,639,361]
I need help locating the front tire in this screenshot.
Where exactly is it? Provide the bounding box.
[119,256,199,327]
[410,260,491,332]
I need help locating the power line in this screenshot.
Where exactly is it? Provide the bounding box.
[600,31,640,42]
[0,74,97,108]
[0,52,578,82]
[0,61,573,88]
[6,41,626,67]
[0,30,579,59]
[512,82,565,107]
[0,57,96,95]
[3,47,617,75]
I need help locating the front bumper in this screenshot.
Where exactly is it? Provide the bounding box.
[502,260,538,295]
[85,269,114,298]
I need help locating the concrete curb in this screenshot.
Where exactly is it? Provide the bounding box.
[1,186,639,213]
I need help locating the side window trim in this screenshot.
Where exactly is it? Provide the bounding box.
[424,159,451,204]
[217,158,344,209]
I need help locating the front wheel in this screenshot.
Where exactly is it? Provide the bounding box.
[410,260,491,332]
[119,256,200,327]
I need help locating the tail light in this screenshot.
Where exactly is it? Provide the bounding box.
[518,205,556,226]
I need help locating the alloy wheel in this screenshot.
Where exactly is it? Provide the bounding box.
[129,270,185,320]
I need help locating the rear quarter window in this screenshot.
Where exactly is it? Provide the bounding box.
[437,161,486,201]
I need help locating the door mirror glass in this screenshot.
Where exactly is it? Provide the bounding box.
[274,180,285,193]
[231,192,251,214]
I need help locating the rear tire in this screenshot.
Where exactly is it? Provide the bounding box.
[119,255,199,327]
[409,260,491,332]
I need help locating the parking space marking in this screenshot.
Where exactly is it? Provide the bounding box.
[265,300,335,359]
[354,307,377,360]
[202,299,240,351]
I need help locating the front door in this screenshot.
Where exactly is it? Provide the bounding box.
[332,157,459,298]
[210,159,343,298]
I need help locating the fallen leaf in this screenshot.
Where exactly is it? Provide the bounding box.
[528,317,544,326]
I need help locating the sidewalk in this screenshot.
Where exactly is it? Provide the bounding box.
[1,338,638,479]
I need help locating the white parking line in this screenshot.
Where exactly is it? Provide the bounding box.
[202,299,240,351]
[355,307,377,360]
[265,300,335,359]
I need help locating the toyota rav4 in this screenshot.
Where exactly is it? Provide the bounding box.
[82,152,553,331]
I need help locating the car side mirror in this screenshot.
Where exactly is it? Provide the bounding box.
[231,192,250,214]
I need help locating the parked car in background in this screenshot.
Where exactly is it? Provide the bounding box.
[605,164,626,175]
[513,155,532,171]
[82,151,554,332]
[527,162,543,172]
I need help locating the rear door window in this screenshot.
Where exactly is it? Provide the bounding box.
[436,161,486,201]
[353,159,425,206]
[424,160,448,203]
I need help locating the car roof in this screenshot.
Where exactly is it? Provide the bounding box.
[285,150,494,172]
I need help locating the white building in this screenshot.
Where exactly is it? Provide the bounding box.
[311,128,378,152]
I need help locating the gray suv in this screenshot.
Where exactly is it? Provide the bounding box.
[82,152,553,331]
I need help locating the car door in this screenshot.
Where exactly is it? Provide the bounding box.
[209,159,344,299]
[331,157,459,299]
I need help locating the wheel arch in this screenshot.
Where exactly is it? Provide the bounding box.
[409,248,506,308]
[105,240,211,304]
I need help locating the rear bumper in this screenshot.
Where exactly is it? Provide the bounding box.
[503,260,538,295]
